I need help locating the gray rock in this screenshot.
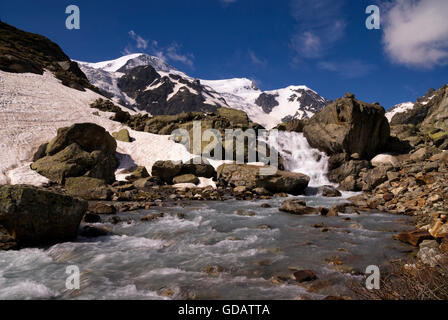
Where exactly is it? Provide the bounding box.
[0,185,87,248]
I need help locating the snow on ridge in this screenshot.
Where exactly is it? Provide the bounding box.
[386,102,414,122]
[0,70,198,186]
[76,53,144,72]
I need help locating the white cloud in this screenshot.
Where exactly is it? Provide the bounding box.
[382,0,448,68]
[290,0,346,59]
[128,30,149,49]
[248,50,267,66]
[220,0,237,5]
[318,60,376,78]
[165,43,194,67]
[124,31,194,68]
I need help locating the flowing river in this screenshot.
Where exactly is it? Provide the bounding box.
[0,132,413,299]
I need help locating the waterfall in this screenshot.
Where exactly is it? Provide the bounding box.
[268,131,331,187]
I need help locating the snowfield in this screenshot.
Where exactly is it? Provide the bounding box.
[0,70,195,186]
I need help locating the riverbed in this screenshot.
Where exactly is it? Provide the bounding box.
[0,194,414,300]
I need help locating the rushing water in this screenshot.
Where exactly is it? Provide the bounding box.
[269,131,331,186]
[0,195,413,300]
[0,133,414,299]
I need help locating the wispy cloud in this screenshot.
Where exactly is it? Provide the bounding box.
[289,0,347,61]
[318,60,376,79]
[248,50,267,66]
[165,43,194,67]
[123,31,194,68]
[128,30,149,49]
[219,0,237,6]
[382,0,448,69]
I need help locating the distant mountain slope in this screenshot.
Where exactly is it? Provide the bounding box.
[78,54,329,128]
[387,88,442,126]
[202,78,329,129]
[0,20,95,92]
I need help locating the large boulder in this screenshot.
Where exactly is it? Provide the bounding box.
[65,177,112,200]
[46,123,116,155]
[180,159,216,179]
[258,171,310,195]
[31,123,118,184]
[0,185,87,248]
[217,164,309,195]
[151,160,182,183]
[303,94,390,159]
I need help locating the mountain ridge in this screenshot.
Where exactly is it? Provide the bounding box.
[78,53,330,129]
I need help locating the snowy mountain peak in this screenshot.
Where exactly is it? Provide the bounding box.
[201,78,260,96]
[77,53,178,74]
[77,53,329,129]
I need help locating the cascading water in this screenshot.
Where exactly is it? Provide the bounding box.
[268,131,331,187]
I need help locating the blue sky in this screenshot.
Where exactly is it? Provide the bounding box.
[1,0,448,109]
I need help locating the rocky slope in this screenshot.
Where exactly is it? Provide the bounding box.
[78,54,329,129]
[0,20,96,92]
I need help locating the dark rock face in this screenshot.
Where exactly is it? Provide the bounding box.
[391,85,448,133]
[281,89,330,122]
[217,164,309,195]
[303,94,390,159]
[31,123,118,184]
[255,93,279,113]
[0,21,95,91]
[114,64,223,115]
[118,65,160,97]
[0,185,87,249]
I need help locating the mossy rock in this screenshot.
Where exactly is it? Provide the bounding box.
[65,177,111,200]
[46,123,117,156]
[428,131,448,143]
[31,143,95,184]
[0,185,87,248]
[125,166,149,182]
[112,129,131,142]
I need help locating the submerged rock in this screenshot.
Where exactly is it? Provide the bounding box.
[279,199,318,215]
[0,185,87,248]
[320,185,342,197]
[293,270,318,283]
